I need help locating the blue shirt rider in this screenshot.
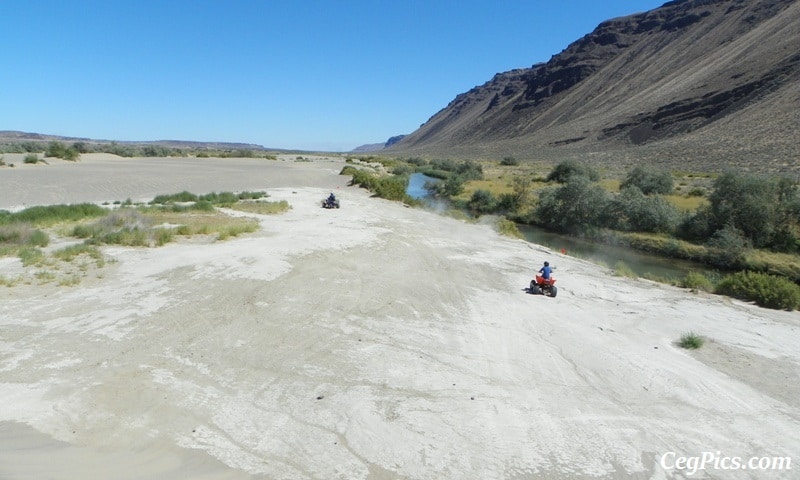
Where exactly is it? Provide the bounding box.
[539,261,552,280]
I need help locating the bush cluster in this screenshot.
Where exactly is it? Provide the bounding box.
[417,159,484,196]
[150,190,268,206]
[679,172,800,253]
[620,165,673,194]
[535,176,610,234]
[343,167,410,201]
[45,141,80,161]
[681,272,714,292]
[0,203,107,226]
[715,271,800,310]
[534,164,800,263]
[546,160,599,183]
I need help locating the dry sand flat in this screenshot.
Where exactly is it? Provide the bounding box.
[1,157,799,479]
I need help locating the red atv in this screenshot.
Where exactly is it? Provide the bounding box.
[529,275,557,297]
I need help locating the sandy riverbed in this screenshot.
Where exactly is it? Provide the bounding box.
[0,155,798,479]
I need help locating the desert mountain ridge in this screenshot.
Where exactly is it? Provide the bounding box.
[0,130,277,153]
[388,0,800,175]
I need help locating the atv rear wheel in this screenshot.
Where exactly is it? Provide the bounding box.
[549,286,558,298]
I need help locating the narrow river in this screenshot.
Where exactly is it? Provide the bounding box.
[406,173,713,280]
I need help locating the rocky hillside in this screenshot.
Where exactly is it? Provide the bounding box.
[390,0,800,174]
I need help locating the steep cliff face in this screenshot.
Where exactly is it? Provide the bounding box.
[392,0,800,172]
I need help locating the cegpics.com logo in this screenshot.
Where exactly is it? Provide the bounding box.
[661,451,792,476]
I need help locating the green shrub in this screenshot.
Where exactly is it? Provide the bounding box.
[53,244,103,263]
[715,271,800,310]
[392,164,413,175]
[154,228,174,246]
[373,175,409,201]
[28,229,49,247]
[535,176,610,234]
[434,175,466,197]
[678,331,704,349]
[613,261,637,278]
[467,189,498,215]
[227,200,290,215]
[340,165,359,176]
[681,272,714,292]
[198,191,238,205]
[500,156,519,166]
[151,191,198,204]
[497,218,522,238]
[161,201,215,212]
[18,247,44,266]
[72,210,155,246]
[604,186,680,233]
[236,191,268,200]
[61,148,80,161]
[620,165,673,195]
[24,154,40,164]
[217,223,258,240]
[546,160,599,183]
[45,141,67,158]
[0,225,49,246]
[1,203,107,226]
[705,224,750,269]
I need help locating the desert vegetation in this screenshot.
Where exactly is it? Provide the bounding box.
[45,141,80,161]
[0,190,287,286]
[341,155,800,309]
[0,140,278,160]
[678,331,705,349]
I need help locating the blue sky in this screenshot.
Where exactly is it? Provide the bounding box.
[1,1,666,151]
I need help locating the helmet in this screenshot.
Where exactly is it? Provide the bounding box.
[544,261,549,267]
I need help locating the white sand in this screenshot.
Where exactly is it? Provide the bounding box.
[0,156,798,479]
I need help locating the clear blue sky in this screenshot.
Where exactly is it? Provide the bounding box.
[1,1,666,151]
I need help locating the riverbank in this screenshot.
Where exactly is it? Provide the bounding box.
[1,156,799,479]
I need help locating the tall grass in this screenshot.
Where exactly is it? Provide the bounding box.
[0,224,49,246]
[18,247,45,266]
[53,244,104,266]
[0,204,107,226]
[226,200,290,215]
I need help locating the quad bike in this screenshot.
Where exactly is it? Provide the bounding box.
[322,196,340,209]
[529,275,557,297]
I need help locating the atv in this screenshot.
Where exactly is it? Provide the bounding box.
[322,196,340,209]
[529,275,557,297]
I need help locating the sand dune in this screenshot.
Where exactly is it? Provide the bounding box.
[1,157,798,479]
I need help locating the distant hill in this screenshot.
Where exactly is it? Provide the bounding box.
[389,0,800,175]
[352,135,407,153]
[0,131,269,152]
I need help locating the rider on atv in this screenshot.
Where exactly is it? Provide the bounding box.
[530,261,557,297]
[539,261,552,280]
